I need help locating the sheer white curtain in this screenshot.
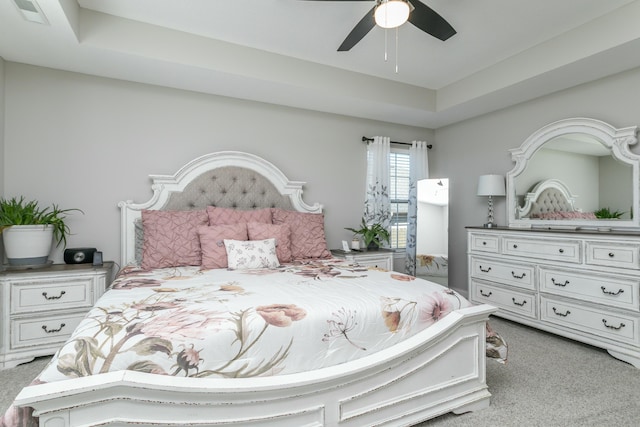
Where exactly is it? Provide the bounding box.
[405,141,430,275]
[364,137,392,232]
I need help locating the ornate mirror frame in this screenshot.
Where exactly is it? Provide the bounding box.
[507,117,640,229]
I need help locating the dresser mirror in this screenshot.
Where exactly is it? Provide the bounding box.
[507,117,640,229]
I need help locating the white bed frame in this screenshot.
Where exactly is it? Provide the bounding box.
[15,151,497,427]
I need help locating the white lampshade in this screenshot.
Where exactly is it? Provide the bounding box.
[375,0,411,29]
[477,174,506,197]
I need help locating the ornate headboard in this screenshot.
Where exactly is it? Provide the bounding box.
[516,179,578,219]
[118,151,322,266]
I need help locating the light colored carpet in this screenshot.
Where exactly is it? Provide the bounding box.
[421,317,640,426]
[2,317,639,426]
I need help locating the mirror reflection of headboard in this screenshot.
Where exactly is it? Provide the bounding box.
[516,178,599,221]
[507,118,640,229]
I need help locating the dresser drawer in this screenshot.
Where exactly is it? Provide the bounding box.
[469,233,499,253]
[540,267,639,311]
[470,257,535,290]
[503,236,581,263]
[585,241,640,270]
[541,297,638,345]
[10,277,94,314]
[471,280,536,318]
[10,312,85,349]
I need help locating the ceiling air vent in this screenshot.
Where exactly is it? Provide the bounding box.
[12,0,48,25]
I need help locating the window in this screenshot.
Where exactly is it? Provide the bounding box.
[389,149,410,249]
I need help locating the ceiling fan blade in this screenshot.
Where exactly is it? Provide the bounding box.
[338,6,376,51]
[407,0,456,41]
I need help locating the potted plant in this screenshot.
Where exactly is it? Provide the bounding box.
[0,196,82,266]
[593,207,625,219]
[345,218,391,250]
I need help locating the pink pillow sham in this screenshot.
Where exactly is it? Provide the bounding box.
[199,223,249,269]
[271,208,331,260]
[207,206,272,225]
[247,222,292,263]
[141,209,209,270]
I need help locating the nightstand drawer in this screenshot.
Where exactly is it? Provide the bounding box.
[330,249,394,271]
[10,312,85,349]
[10,277,94,314]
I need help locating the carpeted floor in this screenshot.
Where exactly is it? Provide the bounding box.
[1,316,639,426]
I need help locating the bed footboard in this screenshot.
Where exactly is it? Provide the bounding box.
[15,304,496,427]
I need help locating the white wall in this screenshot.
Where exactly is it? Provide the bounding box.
[435,66,640,294]
[2,62,434,266]
[5,61,640,295]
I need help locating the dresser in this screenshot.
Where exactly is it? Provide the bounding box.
[467,227,640,368]
[331,248,394,270]
[0,262,113,369]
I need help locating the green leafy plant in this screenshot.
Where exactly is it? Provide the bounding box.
[593,207,625,219]
[0,196,83,247]
[345,218,391,249]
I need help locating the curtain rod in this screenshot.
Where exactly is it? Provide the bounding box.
[361,136,432,149]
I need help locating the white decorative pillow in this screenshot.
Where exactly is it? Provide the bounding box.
[224,238,280,269]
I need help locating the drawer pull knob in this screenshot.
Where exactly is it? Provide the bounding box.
[480,290,492,297]
[42,323,66,334]
[552,307,571,317]
[511,271,526,279]
[42,290,66,300]
[601,286,624,296]
[512,244,518,249]
[608,252,615,258]
[479,266,492,273]
[558,248,564,254]
[551,278,569,287]
[482,241,487,245]
[512,298,527,307]
[602,319,626,330]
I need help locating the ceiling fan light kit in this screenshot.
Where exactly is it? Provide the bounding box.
[374,0,410,29]
[305,1,456,52]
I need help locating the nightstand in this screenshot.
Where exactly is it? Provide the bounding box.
[331,248,395,270]
[0,262,114,369]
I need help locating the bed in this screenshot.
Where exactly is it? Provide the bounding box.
[4,151,501,427]
[516,178,596,220]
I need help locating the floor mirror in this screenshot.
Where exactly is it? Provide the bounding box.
[415,178,449,286]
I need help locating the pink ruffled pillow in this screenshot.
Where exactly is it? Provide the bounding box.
[247,222,292,263]
[141,209,209,270]
[207,206,272,225]
[271,209,331,260]
[199,223,248,269]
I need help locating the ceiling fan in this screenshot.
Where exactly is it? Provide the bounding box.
[303,0,456,51]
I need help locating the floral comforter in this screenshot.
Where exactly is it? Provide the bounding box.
[2,258,507,427]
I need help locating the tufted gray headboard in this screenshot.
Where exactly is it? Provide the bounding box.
[163,166,294,211]
[119,151,322,266]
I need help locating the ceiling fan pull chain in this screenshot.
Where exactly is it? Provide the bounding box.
[395,27,399,73]
[384,28,388,62]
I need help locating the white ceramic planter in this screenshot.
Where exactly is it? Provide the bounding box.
[2,224,54,265]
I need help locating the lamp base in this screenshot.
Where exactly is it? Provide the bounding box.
[483,222,496,228]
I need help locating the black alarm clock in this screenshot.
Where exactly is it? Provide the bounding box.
[64,248,97,264]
